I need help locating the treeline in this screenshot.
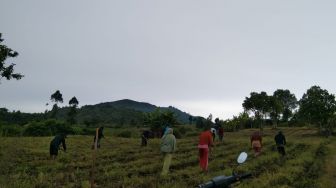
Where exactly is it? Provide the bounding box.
[1,86,336,137]
[199,85,335,136]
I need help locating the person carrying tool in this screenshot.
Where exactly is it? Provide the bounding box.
[50,134,67,160]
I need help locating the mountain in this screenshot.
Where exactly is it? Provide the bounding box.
[56,99,193,126]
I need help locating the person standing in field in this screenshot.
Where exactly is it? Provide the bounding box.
[198,127,214,173]
[160,128,176,176]
[250,131,262,157]
[141,130,150,146]
[50,134,67,160]
[275,131,286,156]
[211,128,216,142]
[218,125,224,142]
[93,126,104,149]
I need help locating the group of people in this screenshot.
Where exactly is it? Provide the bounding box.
[49,126,105,160]
[49,125,287,176]
[250,130,287,157]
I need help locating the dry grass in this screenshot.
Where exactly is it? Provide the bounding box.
[0,127,334,188]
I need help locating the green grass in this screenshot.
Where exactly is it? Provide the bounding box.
[0,127,334,188]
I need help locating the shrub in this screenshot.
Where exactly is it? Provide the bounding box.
[173,129,182,139]
[117,130,132,138]
[0,125,22,136]
[81,128,96,135]
[23,119,74,136]
[177,126,188,135]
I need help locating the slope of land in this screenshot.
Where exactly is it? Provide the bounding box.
[0,127,334,188]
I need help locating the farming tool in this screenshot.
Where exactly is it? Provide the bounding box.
[196,152,252,188]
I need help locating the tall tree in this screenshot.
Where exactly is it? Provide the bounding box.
[69,96,79,107]
[268,96,282,128]
[0,33,23,83]
[298,86,336,132]
[273,89,298,122]
[242,91,269,129]
[50,90,63,118]
[67,96,79,125]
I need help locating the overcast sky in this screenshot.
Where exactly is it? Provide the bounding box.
[1,0,336,119]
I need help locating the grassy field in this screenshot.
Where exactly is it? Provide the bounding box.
[0,127,335,188]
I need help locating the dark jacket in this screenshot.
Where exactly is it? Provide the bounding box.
[275,132,286,146]
[50,135,66,151]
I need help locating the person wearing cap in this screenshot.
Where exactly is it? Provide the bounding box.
[50,134,67,160]
[198,126,214,173]
[275,131,286,156]
[160,128,176,176]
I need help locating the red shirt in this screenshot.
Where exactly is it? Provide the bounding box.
[199,130,213,146]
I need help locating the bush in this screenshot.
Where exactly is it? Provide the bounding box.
[185,131,199,137]
[81,128,96,135]
[173,129,182,139]
[117,130,132,138]
[177,126,188,135]
[23,119,74,136]
[72,127,83,135]
[0,125,22,136]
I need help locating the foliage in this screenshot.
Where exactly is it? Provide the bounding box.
[0,33,23,83]
[268,96,282,128]
[0,108,44,125]
[69,96,79,107]
[298,85,336,129]
[50,90,63,104]
[242,91,269,128]
[50,90,64,118]
[116,130,132,138]
[0,124,22,136]
[223,112,251,131]
[195,117,205,129]
[67,96,79,125]
[23,119,74,136]
[143,108,178,130]
[273,89,298,122]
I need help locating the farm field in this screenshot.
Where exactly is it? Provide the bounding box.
[0,127,335,188]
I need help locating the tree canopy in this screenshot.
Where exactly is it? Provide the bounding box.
[69,96,79,107]
[298,85,336,126]
[0,33,23,82]
[273,89,298,121]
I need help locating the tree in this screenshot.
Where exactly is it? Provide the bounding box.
[0,33,23,83]
[143,108,177,130]
[273,89,298,122]
[298,86,336,133]
[50,90,63,118]
[195,117,205,129]
[268,96,282,129]
[69,96,79,107]
[242,91,269,129]
[188,115,193,125]
[67,96,79,125]
[205,114,214,128]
